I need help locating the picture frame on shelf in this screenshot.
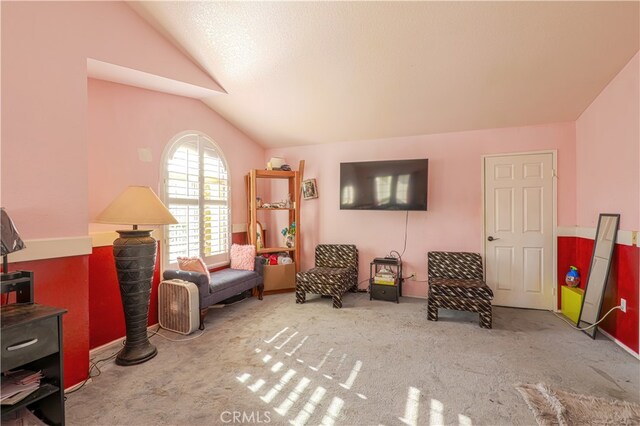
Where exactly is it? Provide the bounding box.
[302,178,318,200]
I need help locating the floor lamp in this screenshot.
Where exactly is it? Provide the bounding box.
[96,186,177,366]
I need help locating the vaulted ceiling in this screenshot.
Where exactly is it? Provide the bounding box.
[130,1,639,148]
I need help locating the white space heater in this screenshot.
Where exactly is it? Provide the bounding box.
[158,279,199,335]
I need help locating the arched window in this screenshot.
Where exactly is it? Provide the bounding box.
[162,132,230,268]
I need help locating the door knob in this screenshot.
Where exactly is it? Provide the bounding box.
[487,236,499,241]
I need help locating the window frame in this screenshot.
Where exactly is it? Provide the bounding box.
[160,131,232,270]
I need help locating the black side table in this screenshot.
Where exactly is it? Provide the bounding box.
[1,303,67,425]
[369,257,402,303]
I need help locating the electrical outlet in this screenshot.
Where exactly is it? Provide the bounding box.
[409,273,416,281]
[620,298,627,313]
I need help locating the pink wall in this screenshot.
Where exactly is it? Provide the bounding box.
[1,1,220,239]
[87,79,264,226]
[268,122,576,296]
[576,52,639,231]
[1,2,264,387]
[572,51,639,353]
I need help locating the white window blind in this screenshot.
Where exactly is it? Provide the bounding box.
[163,133,230,268]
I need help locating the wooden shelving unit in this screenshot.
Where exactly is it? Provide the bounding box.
[246,165,302,273]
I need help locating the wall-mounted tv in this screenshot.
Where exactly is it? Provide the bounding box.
[340,159,428,211]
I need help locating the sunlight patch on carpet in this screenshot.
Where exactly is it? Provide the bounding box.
[261,369,296,403]
[265,327,289,344]
[241,327,373,424]
[286,335,309,356]
[339,360,362,389]
[399,386,421,426]
[310,348,334,371]
[320,396,345,426]
[275,377,312,416]
[290,386,326,425]
[458,413,473,425]
[429,398,444,426]
[275,331,299,349]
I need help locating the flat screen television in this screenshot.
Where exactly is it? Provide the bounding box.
[340,159,428,210]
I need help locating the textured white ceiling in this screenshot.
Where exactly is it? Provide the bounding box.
[130,1,639,148]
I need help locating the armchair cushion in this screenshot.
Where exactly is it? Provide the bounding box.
[429,278,493,300]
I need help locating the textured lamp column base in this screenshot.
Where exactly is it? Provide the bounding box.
[113,230,157,366]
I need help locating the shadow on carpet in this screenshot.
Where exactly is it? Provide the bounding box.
[516,383,640,426]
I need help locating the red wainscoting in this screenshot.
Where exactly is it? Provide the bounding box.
[88,245,161,350]
[3,232,260,388]
[89,233,247,349]
[557,236,639,354]
[8,256,90,388]
[232,231,248,245]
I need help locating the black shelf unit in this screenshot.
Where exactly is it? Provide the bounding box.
[369,257,403,303]
[1,303,67,425]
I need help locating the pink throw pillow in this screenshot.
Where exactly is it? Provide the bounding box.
[177,257,210,283]
[230,244,256,271]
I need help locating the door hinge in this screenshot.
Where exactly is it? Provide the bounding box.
[552,169,557,178]
[552,286,556,296]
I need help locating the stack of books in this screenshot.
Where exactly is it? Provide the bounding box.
[374,269,396,285]
[1,370,43,406]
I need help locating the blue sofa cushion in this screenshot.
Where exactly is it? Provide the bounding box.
[210,269,260,294]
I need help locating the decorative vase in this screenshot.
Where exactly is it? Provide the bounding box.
[112,229,157,366]
[283,234,295,248]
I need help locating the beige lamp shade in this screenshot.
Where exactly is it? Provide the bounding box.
[96,186,178,226]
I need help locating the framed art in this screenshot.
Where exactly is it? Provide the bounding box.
[302,178,318,200]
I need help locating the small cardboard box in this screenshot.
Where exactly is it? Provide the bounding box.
[263,263,296,291]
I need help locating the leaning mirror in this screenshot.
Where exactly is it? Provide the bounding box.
[577,213,620,339]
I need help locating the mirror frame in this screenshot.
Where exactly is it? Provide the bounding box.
[248,221,265,249]
[577,213,620,339]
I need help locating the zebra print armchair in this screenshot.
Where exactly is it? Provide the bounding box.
[427,251,494,328]
[296,244,358,308]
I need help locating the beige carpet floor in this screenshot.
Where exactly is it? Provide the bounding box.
[66,293,639,426]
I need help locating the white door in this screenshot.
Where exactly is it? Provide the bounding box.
[484,153,554,309]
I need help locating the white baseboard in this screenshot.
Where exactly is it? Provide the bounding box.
[65,378,93,393]
[598,328,640,359]
[89,324,159,359]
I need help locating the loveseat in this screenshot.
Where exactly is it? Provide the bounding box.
[162,256,264,330]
